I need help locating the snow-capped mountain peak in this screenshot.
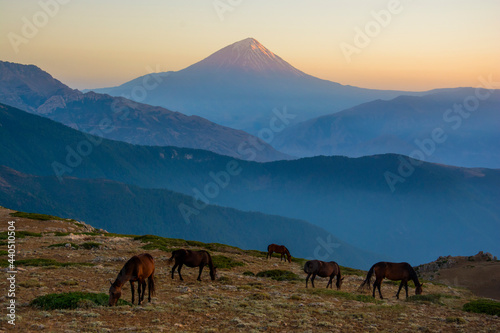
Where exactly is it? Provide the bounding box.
[186,38,305,76]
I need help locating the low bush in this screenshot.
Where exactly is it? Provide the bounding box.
[463,299,500,316]
[80,242,101,250]
[31,292,131,310]
[212,255,245,269]
[256,269,300,281]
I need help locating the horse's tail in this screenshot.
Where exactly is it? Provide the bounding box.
[149,272,156,296]
[303,260,312,274]
[360,264,375,289]
[167,250,177,264]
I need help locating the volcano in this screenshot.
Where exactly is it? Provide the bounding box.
[90,38,422,133]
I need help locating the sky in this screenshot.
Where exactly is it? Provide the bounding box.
[1,0,499,91]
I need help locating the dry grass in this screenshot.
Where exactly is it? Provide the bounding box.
[1,207,499,332]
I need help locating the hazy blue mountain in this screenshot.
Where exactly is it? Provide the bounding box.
[89,38,424,133]
[1,103,499,265]
[0,60,289,162]
[273,89,500,168]
[0,165,382,268]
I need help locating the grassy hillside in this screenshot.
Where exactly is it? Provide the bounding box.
[1,208,499,332]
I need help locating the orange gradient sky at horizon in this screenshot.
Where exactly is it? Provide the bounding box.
[0,0,499,92]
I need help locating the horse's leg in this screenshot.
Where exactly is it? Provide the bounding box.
[377,281,383,299]
[311,274,316,288]
[142,281,147,303]
[405,282,409,298]
[197,264,204,281]
[177,264,184,281]
[305,273,311,288]
[130,281,135,304]
[396,281,404,299]
[327,276,333,289]
[147,277,152,302]
[137,281,142,305]
[171,264,178,279]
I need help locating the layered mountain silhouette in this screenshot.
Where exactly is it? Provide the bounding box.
[0,60,288,162]
[274,89,500,168]
[90,38,423,133]
[1,103,498,265]
[0,165,382,269]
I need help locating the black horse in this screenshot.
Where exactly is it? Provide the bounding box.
[168,249,217,281]
[303,260,344,289]
[360,262,423,299]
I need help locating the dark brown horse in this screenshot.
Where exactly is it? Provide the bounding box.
[304,260,344,289]
[360,262,423,299]
[267,244,292,263]
[108,253,155,306]
[168,249,217,281]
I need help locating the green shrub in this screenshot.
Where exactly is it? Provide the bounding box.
[212,255,245,269]
[0,231,42,239]
[256,269,300,281]
[80,242,101,250]
[446,317,466,324]
[243,271,255,276]
[54,232,70,237]
[9,211,69,221]
[0,250,8,255]
[19,279,44,288]
[16,258,94,267]
[31,292,131,310]
[463,299,500,316]
[59,280,79,286]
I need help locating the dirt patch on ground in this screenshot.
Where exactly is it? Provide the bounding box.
[416,253,500,301]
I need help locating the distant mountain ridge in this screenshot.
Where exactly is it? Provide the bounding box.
[90,38,425,133]
[0,165,381,269]
[1,103,498,265]
[273,89,500,168]
[0,60,289,162]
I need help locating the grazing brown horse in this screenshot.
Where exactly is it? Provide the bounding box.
[304,260,344,289]
[168,249,217,281]
[267,244,292,263]
[108,253,155,306]
[360,262,423,299]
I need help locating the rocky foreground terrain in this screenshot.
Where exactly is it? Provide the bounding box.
[1,206,499,332]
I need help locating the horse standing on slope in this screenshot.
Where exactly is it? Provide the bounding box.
[108,253,155,306]
[304,260,344,289]
[360,261,423,299]
[267,244,292,263]
[168,249,217,281]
